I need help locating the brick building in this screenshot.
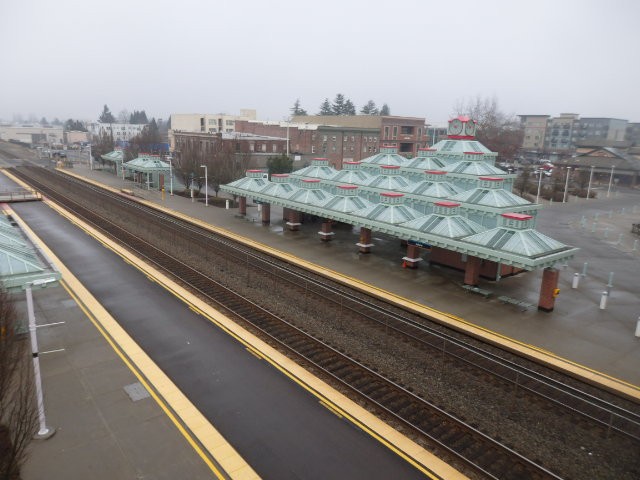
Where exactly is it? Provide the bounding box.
[236,115,427,169]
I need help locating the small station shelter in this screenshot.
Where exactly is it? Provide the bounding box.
[221,116,578,312]
[100,150,125,175]
[122,155,171,190]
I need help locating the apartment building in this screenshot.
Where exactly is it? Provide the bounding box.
[87,122,147,142]
[518,115,549,153]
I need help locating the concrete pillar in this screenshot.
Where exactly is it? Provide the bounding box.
[319,220,334,242]
[261,203,271,225]
[402,243,422,269]
[282,207,290,223]
[538,267,560,312]
[286,210,301,231]
[357,227,373,254]
[463,255,482,286]
[238,196,247,216]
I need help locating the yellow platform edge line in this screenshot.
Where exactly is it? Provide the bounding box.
[4,204,260,480]
[16,170,467,479]
[51,167,640,401]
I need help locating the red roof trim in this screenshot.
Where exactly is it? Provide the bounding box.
[271,174,289,177]
[380,165,400,169]
[247,169,265,173]
[312,157,329,161]
[435,201,460,207]
[338,185,358,190]
[344,161,361,165]
[464,151,483,155]
[425,170,447,175]
[479,176,504,181]
[380,192,404,197]
[448,135,476,140]
[501,213,533,221]
[302,178,321,183]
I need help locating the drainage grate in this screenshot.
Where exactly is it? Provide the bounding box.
[124,382,150,402]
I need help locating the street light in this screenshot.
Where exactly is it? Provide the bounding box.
[563,166,571,203]
[536,168,543,203]
[586,165,594,200]
[26,278,57,439]
[607,165,615,197]
[88,143,93,170]
[200,165,208,206]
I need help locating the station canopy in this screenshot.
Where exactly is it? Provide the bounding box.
[0,214,60,291]
[123,155,170,173]
[221,127,578,269]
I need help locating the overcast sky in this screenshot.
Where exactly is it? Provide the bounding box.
[1,0,638,125]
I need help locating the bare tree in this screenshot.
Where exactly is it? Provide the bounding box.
[453,95,524,161]
[0,289,38,479]
[174,139,206,194]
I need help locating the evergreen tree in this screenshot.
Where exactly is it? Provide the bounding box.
[318,98,333,115]
[129,110,149,124]
[344,99,356,116]
[360,100,379,115]
[332,94,346,115]
[40,117,49,125]
[64,119,87,131]
[99,105,116,123]
[290,99,307,116]
[380,103,390,115]
[51,118,62,126]
[266,154,294,174]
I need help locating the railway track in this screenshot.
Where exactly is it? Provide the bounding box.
[10,166,640,479]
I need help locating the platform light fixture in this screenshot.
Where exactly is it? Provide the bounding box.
[200,165,208,206]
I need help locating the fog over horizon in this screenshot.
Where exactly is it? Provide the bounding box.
[1,0,638,124]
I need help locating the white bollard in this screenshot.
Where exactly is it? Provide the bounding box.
[572,273,580,289]
[600,291,608,310]
[636,318,640,338]
[225,199,229,210]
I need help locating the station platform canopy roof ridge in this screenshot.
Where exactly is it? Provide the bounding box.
[430,138,496,159]
[329,161,373,185]
[364,165,415,190]
[289,158,339,182]
[359,145,410,167]
[321,185,375,213]
[444,160,510,177]
[449,176,534,209]
[287,179,331,206]
[225,169,270,194]
[462,213,569,258]
[404,155,446,171]
[123,155,170,173]
[401,201,486,238]
[259,174,297,198]
[351,192,423,225]
[0,213,61,291]
[100,149,124,163]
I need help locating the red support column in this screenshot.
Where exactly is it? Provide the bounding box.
[261,203,271,225]
[319,220,334,242]
[286,210,301,231]
[402,243,422,269]
[463,255,481,286]
[357,227,373,253]
[538,267,560,312]
[238,196,247,216]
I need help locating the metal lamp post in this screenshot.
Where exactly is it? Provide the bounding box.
[586,165,594,199]
[607,165,615,197]
[88,143,93,170]
[536,168,543,203]
[168,158,173,196]
[563,167,571,203]
[201,165,208,206]
[26,278,57,439]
